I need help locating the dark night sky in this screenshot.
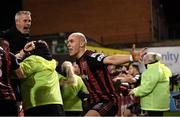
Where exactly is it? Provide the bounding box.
[160,0,180,25]
[160,0,180,38]
[0,0,22,30]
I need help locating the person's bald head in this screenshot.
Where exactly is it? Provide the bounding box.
[68,32,87,44]
[67,32,87,58]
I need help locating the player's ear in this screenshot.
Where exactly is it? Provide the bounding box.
[80,41,85,47]
[80,42,83,47]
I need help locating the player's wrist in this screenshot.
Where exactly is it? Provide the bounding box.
[129,55,133,62]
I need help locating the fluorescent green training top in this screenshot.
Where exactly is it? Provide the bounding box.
[20,55,65,110]
[133,61,172,111]
[61,75,88,111]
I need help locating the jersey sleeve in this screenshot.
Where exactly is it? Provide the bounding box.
[90,52,106,64]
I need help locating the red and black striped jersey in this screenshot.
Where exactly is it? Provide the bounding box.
[0,49,19,100]
[76,50,119,104]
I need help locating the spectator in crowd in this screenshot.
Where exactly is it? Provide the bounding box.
[108,64,123,78]
[113,62,140,85]
[0,39,24,116]
[127,62,141,85]
[17,40,65,116]
[60,61,89,116]
[129,52,172,116]
[66,32,146,116]
[0,11,32,115]
[110,63,141,116]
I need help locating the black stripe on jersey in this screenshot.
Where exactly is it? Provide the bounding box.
[86,62,111,101]
[78,59,101,103]
[88,52,118,98]
[85,52,116,101]
[77,50,119,103]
